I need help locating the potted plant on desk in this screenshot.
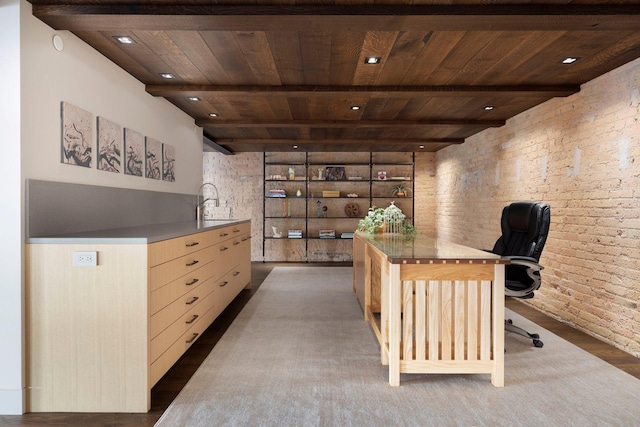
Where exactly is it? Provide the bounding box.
[357,202,415,235]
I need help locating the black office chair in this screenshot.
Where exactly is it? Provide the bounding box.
[491,202,550,348]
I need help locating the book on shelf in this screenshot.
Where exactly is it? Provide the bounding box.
[340,232,354,239]
[267,189,286,198]
[319,229,336,239]
[288,229,303,238]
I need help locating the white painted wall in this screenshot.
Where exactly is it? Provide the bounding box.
[0,1,206,414]
[21,2,203,194]
[0,0,23,415]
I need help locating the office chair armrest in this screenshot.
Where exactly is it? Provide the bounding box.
[504,255,544,271]
[503,256,544,298]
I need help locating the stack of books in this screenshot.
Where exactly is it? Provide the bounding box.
[340,232,354,239]
[288,229,303,238]
[267,189,286,198]
[319,229,336,239]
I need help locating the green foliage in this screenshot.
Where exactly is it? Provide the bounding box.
[357,202,416,235]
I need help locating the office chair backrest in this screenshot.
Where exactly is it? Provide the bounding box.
[492,202,550,261]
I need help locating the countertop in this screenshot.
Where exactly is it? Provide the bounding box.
[27,219,251,244]
[355,231,508,264]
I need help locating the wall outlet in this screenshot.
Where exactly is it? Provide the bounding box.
[73,251,98,267]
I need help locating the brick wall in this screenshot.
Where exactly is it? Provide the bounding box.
[203,152,264,261]
[435,57,640,357]
[414,152,436,234]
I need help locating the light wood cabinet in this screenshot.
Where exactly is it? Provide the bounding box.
[26,221,251,413]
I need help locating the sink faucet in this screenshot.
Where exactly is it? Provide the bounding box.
[196,182,219,222]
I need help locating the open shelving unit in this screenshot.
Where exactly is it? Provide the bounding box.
[263,152,415,262]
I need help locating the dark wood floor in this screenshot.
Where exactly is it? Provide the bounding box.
[2,262,638,426]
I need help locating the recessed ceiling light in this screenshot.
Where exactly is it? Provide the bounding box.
[159,73,175,79]
[365,57,381,64]
[188,96,200,102]
[562,57,579,64]
[419,145,425,149]
[293,145,298,149]
[484,105,495,111]
[113,36,136,45]
[209,113,218,117]
[350,106,361,110]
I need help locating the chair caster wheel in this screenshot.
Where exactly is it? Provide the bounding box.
[533,339,544,348]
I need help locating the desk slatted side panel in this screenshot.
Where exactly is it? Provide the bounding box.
[399,264,496,372]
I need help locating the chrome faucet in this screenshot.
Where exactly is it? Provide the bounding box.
[196,182,219,222]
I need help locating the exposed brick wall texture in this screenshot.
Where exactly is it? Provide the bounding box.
[435,57,640,357]
[203,152,264,261]
[414,152,436,234]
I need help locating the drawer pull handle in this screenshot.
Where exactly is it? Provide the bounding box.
[233,271,240,277]
[220,281,229,287]
[220,232,229,237]
[233,229,240,233]
[186,296,199,305]
[186,314,199,324]
[233,241,240,246]
[186,260,199,267]
[220,246,228,251]
[185,242,199,247]
[186,333,199,344]
[186,278,199,286]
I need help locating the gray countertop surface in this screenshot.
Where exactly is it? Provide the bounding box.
[27,219,251,244]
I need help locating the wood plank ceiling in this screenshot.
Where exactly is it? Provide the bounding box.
[29,1,640,153]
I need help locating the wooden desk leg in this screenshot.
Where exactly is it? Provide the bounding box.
[492,264,505,387]
[388,263,401,386]
[380,258,389,366]
[364,245,372,322]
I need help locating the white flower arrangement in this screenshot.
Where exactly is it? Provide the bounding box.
[357,202,416,235]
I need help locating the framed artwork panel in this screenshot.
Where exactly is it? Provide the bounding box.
[97,117,122,173]
[61,102,92,167]
[163,144,176,182]
[124,128,144,177]
[145,137,162,180]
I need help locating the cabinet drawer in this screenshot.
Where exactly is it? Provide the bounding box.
[149,276,216,340]
[215,265,247,310]
[149,244,219,292]
[150,289,216,363]
[149,229,220,267]
[215,231,249,276]
[228,222,251,239]
[150,259,219,315]
[149,303,218,387]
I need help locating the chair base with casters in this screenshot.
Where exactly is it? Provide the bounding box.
[506,317,543,348]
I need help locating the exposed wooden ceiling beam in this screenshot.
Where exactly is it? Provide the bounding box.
[203,134,233,155]
[31,4,640,32]
[196,119,505,128]
[147,85,580,98]
[215,138,464,146]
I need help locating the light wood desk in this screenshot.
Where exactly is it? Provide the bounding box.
[353,232,508,387]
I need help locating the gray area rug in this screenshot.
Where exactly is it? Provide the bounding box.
[156,267,640,427]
